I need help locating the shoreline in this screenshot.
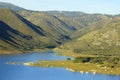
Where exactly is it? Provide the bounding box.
[23,48,120,75]
[1,48,120,75]
[24,60,120,75]
[53,48,97,58]
[0,48,51,55]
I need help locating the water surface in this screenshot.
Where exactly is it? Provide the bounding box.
[0,51,120,80]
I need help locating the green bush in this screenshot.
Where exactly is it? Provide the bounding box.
[66,58,71,61]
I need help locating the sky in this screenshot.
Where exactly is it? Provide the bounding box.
[0,0,120,14]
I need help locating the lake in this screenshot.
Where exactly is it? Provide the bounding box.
[0,51,120,80]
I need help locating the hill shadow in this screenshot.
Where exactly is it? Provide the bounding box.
[0,21,31,48]
[16,14,46,36]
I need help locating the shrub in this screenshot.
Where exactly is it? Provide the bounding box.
[66,58,71,61]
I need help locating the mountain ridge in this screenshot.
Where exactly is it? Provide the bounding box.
[0,2,25,11]
[0,8,82,54]
[0,2,120,55]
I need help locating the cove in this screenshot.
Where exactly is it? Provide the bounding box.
[0,51,120,80]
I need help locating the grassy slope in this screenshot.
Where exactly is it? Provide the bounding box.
[19,10,84,40]
[0,9,85,54]
[28,60,120,75]
[0,2,120,55]
[58,18,120,55]
[0,9,55,53]
[47,11,116,40]
[0,2,25,11]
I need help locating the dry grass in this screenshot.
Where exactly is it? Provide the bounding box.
[54,48,96,57]
[29,60,120,75]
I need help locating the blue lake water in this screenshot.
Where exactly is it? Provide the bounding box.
[0,51,120,80]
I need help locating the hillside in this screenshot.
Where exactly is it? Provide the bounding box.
[47,11,113,28]
[0,8,85,54]
[0,9,67,53]
[19,10,84,39]
[59,19,120,55]
[0,2,25,11]
[0,2,120,55]
[19,11,114,39]
[47,11,115,38]
[0,2,115,38]
[0,9,50,53]
[0,2,85,42]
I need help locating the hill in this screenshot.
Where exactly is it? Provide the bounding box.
[0,8,84,54]
[19,10,84,39]
[0,9,49,53]
[59,18,120,55]
[0,2,115,38]
[0,2,120,55]
[0,2,25,11]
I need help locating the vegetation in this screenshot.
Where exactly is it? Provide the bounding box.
[58,21,120,55]
[73,57,120,68]
[0,2,25,12]
[26,59,120,75]
[0,2,120,56]
[0,8,82,54]
[0,2,120,75]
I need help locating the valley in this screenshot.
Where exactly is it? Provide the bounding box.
[0,2,120,76]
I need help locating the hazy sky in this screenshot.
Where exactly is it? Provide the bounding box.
[0,0,120,14]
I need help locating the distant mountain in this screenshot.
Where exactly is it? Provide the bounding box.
[47,11,113,28]
[0,2,114,37]
[0,2,116,27]
[0,2,114,30]
[0,2,25,11]
[46,11,116,39]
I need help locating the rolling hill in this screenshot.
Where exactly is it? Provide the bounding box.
[0,8,83,54]
[59,18,120,55]
[19,10,84,39]
[0,2,120,55]
[0,2,116,38]
[0,2,25,11]
[0,9,49,53]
